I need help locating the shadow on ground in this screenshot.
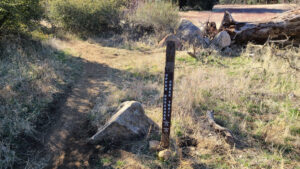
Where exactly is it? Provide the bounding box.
[213,8,287,13]
[38,50,162,168]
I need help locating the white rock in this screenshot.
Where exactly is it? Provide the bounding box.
[89,101,157,144]
[158,149,172,161]
[212,31,231,49]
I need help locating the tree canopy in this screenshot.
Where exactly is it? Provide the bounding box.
[0,0,42,34]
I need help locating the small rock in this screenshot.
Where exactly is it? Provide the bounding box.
[189,147,196,151]
[89,101,157,144]
[199,25,206,33]
[288,92,295,99]
[212,31,231,49]
[158,34,182,50]
[223,47,233,56]
[158,149,172,161]
[149,140,160,151]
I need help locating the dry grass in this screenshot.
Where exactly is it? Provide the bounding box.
[80,37,299,168]
[2,2,299,168]
[170,44,300,168]
[0,35,81,168]
[1,30,299,168]
[1,11,299,167]
[2,33,299,168]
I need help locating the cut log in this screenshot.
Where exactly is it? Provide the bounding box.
[219,8,300,45]
[206,111,236,145]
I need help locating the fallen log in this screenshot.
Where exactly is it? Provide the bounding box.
[219,8,300,46]
[207,111,236,145]
[187,51,198,60]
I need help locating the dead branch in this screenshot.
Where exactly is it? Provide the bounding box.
[187,52,198,60]
[207,110,236,145]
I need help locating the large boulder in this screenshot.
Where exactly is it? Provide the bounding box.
[158,34,182,50]
[211,31,231,49]
[88,101,156,144]
[176,19,207,47]
[176,19,203,40]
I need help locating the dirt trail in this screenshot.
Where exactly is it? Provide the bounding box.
[42,39,123,168]
[40,6,296,168]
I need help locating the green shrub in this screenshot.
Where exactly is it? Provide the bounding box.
[0,0,42,34]
[178,0,218,10]
[290,126,300,136]
[48,0,125,35]
[129,1,180,35]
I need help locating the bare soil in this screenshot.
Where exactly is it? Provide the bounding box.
[41,4,298,169]
[41,39,138,168]
[180,4,297,28]
[41,39,161,168]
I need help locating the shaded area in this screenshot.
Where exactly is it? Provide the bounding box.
[41,39,215,169]
[213,8,287,13]
[39,44,163,168]
[42,61,136,168]
[0,35,82,169]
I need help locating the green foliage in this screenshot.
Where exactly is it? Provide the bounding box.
[290,126,300,136]
[0,0,42,34]
[48,0,125,35]
[178,0,218,10]
[115,160,125,168]
[129,1,180,34]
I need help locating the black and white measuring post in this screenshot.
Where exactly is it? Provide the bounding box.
[160,41,176,148]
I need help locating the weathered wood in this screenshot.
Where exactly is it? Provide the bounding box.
[187,52,198,60]
[160,41,176,148]
[207,111,236,145]
[219,8,300,45]
[204,21,218,40]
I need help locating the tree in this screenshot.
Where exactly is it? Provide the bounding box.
[0,0,42,34]
[178,0,219,10]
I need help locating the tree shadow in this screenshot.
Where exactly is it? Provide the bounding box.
[37,47,164,168]
[213,8,287,14]
[0,36,85,168]
[191,163,210,169]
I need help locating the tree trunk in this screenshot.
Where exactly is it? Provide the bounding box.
[219,8,300,46]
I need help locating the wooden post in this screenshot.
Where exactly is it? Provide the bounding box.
[160,41,176,148]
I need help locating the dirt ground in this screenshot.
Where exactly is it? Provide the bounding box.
[41,39,165,168]
[180,4,297,28]
[40,4,299,169]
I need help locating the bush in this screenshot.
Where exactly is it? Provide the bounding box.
[129,1,180,35]
[178,0,218,10]
[48,0,126,35]
[0,0,42,34]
